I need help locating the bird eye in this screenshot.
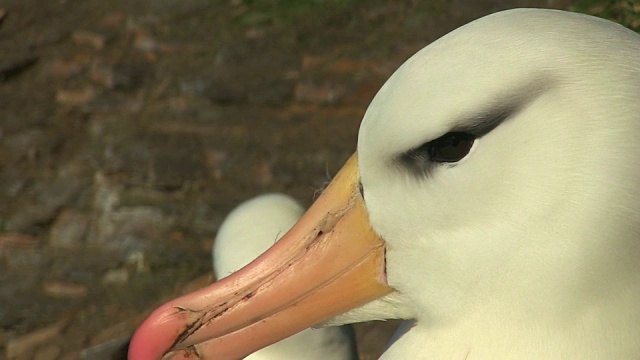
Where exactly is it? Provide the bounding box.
[425,132,475,163]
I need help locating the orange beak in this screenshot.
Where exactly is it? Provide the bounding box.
[128,154,393,359]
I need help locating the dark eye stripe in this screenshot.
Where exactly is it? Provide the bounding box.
[396,75,554,177]
[451,103,519,138]
[401,131,475,170]
[426,132,476,163]
[398,102,517,175]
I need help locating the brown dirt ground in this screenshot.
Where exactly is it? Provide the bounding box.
[1,0,637,359]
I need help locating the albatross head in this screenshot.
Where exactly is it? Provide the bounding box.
[129,8,640,359]
[358,8,640,325]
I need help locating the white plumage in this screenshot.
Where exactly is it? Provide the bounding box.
[335,8,640,359]
[129,9,640,360]
[212,194,357,360]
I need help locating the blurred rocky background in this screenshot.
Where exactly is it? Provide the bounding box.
[0,0,638,359]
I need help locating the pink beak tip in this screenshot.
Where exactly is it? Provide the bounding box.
[128,304,182,360]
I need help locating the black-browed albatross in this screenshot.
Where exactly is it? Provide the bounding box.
[129,8,640,359]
